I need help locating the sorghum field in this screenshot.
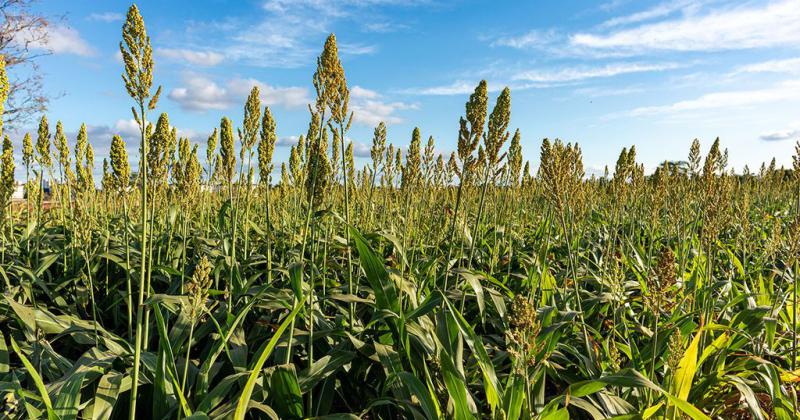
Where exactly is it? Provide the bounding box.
[1,4,800,420]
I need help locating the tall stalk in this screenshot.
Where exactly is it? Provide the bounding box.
[120,5,160,418]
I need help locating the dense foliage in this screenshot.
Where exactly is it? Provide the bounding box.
[1,5,800,420]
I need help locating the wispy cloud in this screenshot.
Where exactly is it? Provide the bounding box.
[158,48,225,66]
[732,57,800,75]
[597,0,697,28]
[625,79,800,117]
[492,30,559,49]
[401,80,514,96]
[362,21,406,33]
[88,12,124,23]
[573,85,645,98]
[168,74,310,112]
[512,62,679,82]
[203,0,420,68]
[339,43,378,55]
[401,80,479,96]
[571,0,800,53]
[405,62,677,96]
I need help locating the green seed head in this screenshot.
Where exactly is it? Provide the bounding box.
[219,116,236,184]
[305,125,331,207]
[402,127,421,189]
[331,129,341,182]
[22,133,33,168]
[259,106,276,184]
[346,141,355,187]
[457,81,488,164]
[243,86,261,150]
[187,255,213,318]
[371,122,386,169]
[688,138,701,176]
[110,134,130,193]
[36,115,51,167]
[120,4,159,108]
[314,33,350,128]
[507,129,522,186]
[0,135,14,216]
[485,87,511,167]
[0,55,7,135]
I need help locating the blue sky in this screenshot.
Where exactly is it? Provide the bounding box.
[9,0,800,179]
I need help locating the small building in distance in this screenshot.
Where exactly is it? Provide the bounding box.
[11,183,25,201]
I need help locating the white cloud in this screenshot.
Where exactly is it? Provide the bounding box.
[199,0,421,68]
[350,86,416,126]
[573,85,645,98]
[402,81,479,96]
[22,25,95,56]
[345,137,372,158]
[261,0,425,15]
[351,86,380,99]
[49,26,95,56]
[513,62,679,82]
[571,0,800,53]
[230,78,311,109]
[732,57,800,75]
[168,74,311,112]
[168,76,230,111]
[598,0,698,28]
[113,119,142,138]
[339,43,378,55]
[88,12,124,23]
[112,119,197,142]
[226,24,317,68]
[405,63,676,96]
[759,121,800,142]
[276,135,299,147]
[492,30,559,49]
[760,128,800,142]
[626,79,800,117]
[363,21,405,33]
[158,48,225,66]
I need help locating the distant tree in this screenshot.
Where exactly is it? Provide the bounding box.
[0,0,57,127]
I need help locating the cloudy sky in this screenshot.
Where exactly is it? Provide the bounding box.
[8,0,800,179]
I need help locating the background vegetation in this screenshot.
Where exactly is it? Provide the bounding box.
[1,4,800,420]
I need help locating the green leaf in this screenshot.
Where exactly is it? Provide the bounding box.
[152,303,193,417]
[457,269,485,317]
[663,392,710,420]
[397,372,441,420]
[540,407,569,420]
[270,364,304,419]
[671,327,703,401]
[54,371,86,420]
[0,330,9,374]
[234,302,304,420]
[9,336,58,420]
[92,372,122,420]
[349,226,400,314]
[439,347,474,420]
[503,374,525,420]
[298,351,354,393]
[196,372,249,413]
[442,296,503,412]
